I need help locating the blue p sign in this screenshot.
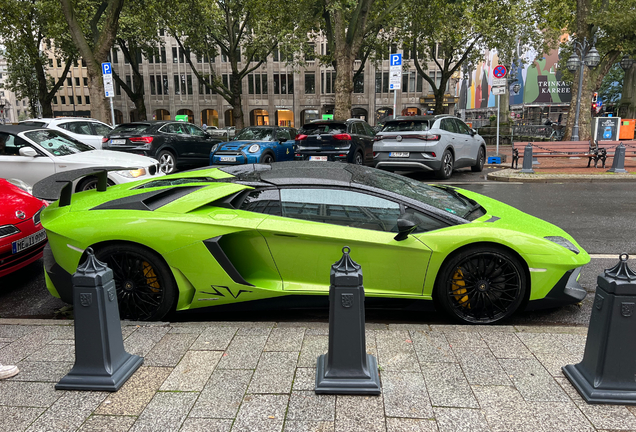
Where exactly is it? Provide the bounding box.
[390,54,402,67]
[101,62,112,75]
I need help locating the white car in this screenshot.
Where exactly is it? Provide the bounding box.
[0,125,164,191]
[19,118,113,149]
[208,126,237,138]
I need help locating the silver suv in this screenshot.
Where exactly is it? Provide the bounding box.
[373,115,486,179]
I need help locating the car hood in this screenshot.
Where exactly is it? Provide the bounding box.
[0,180,45,223]
[55,150,158,167]
[218,140,269,151]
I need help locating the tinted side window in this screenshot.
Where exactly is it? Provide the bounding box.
[279,188,401,232]
[276,129,291,141]
[441,119,458,133]
[454,119,471,135]
[239,189,281,215]
[63,122,92,135]
[405,208,448,233]
[92,123,112,135]
[0,133,31,156]
[362,122,375,136]
[186,124,206,137]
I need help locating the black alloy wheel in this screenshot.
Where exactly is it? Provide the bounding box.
[353,151,364,165]
[260,153,275,163]
[436,149,454,179]
[471,147,485,172]
[436,246,527,324]
[94,243,177,321]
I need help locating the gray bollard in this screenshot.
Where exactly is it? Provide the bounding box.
[315,247,381,395]
[607,143,628,173]
[562,254,636,404]
[56,248,143,391]
[520,143,535,173]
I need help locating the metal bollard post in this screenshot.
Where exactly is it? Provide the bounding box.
[315,247,381,395]
[607,143,628,173]
[56,248,143,391]
[520,143,535,173]
[562,254,636,404]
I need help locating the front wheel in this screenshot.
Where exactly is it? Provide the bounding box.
[94,243,177,321]
[77,177,115,192]
[435,149,454,180]
[471,147,485,172]
[435,246,527,324]
[259,152,275,163]
[158,150,177,174]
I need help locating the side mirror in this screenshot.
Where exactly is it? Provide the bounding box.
[19,147,38,157]
[394,213,418,241]
[470,129,477,136]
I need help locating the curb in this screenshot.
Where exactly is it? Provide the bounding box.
[487,168,636,183]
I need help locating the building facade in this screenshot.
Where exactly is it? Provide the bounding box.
[48,34,460,127]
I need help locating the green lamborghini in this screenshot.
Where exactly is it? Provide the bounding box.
[35,162,589,324]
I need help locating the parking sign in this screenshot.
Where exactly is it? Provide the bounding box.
[101,62,112,75]
[390,54,402,67]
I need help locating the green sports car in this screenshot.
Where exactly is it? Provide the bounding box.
[36,162,589,324]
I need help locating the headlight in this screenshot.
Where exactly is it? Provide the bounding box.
[210,144,219,153]
[248,144,260,153]
[545,236,580,254]
[6,178,33,194]
[116,168,147,178]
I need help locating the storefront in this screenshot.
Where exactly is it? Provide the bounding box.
[250,109,269,126]
[275,109,294,127]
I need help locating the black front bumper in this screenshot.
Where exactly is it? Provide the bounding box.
[524,267,587,311]
[43,243,74,304]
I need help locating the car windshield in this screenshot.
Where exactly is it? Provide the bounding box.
[300,123,347,135]
[349,167,483,220]
[111,124,153,135]
[234,128,274,141]
[382,120,430,132]
[24,130,93,155]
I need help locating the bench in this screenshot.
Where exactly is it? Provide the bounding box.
[511,141,605,168]
[598,140,636,167]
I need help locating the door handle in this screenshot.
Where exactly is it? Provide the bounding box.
[274,233,298,238]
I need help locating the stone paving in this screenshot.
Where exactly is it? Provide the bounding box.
[2,319,636,431]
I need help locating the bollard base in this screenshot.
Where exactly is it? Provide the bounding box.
[607,168,628,173]
[56,353,143,392]
[315,353,381,395]
[562,364,636,405]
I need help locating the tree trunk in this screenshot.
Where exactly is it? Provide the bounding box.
[334,51,354,120]
[231,80,244,129]
[620,64,636,118]
[434,86,445,114]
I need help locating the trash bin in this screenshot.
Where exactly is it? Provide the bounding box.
[619,119,635,140]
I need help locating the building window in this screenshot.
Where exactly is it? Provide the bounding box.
[53,96,57,104]
[48,58,53,67]
[172,47,178,63]
[305,72,315,94]
[162,75,168,94]
[322,71,336,94]
[57,59,62,68]
[73,59,78,67]
[417,74,423,92]
[125,75,132,90]
[174,75,181,94]
[187,75,193,94]
[75,77,80,86]
[67,77,72,86]
[306,43,315,62]
[112,47,118,63]
[85,96,90,105]
[81,59,86,67]
[115,79,121,96]
[273,73,292,94]
[61,96,66,104]
[159,29,165,36]
[160,47,166,63]
[249,74,267,95]
[354,73,364,93]
[76,96,82,104]
[150,76,156,95]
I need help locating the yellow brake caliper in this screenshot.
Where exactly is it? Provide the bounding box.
[143,262,161,293]
[452,268,470,308]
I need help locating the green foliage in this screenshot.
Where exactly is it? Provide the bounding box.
[598,62,625,106]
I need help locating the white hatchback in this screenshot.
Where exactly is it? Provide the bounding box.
[19,118,113,149]
[0,125,163,191]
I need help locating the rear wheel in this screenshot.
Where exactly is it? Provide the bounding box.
[353,151,364,165]
[94,243,177,321]
[435,246,527,324]
[435,149,454,179]
[471,147,485,172]
[158,150,177,174]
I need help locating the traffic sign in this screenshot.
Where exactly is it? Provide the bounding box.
[492,78,507,87]
[389,69,401,90]
[492,86,506,95]
[493,65,507,78]
[390,54,402,67]
[103,75,114,98]
[102,62,112,75]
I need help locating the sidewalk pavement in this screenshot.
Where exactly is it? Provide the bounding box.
[2,318,636,432]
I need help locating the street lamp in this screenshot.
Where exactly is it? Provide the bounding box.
[620,55,634,71]
[567,37,601,140]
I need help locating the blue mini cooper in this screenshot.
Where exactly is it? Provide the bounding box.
[210,126,298,165]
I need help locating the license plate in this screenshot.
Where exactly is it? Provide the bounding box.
[110,139,126,145]
[310,156,328,161]
[12,229,47,254]
[220,156,236,162]
[390,152,410,158]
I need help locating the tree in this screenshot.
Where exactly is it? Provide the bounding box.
[0,0,75,118]
[316,0,403,120]
[59,0,125,124]
[598,63,624,111]
[163,0,305,129]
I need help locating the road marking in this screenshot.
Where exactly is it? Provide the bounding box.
[589,254,631,259]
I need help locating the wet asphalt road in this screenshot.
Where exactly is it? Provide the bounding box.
[0,166,633,326]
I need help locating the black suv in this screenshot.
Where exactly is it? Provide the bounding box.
[103,121,223,174]
[294,118,375,165]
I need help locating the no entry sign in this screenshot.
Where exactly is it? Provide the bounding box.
[493,65,507,78]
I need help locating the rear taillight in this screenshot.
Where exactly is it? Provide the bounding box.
[102,137,108,143]
[374,136,383,141]
[332,133,352,141]
[129,136,154,144]
[296,134,308,141]
[419,134,441,141]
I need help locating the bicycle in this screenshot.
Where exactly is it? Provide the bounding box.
[548,122,564,141]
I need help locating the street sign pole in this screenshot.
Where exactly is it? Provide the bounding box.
[496,94,500,156]
[492,65,508,158]
[101,62,116,126]
[389,53,402,119]
[393,91,397,119]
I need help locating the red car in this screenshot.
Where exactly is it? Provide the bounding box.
[0,179,48,278]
